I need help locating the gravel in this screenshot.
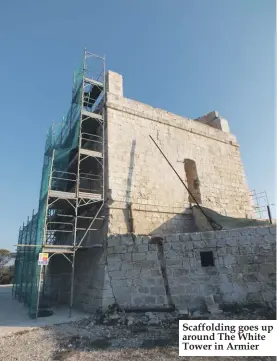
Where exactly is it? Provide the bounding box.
[0,323,275,361]
[0,305,275,361]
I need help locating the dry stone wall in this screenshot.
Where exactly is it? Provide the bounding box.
[104,225,276,312]
[48,225,276,313]
[106,235,168,308]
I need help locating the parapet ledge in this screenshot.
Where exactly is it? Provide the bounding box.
[194,111,230,133]
[105,71,237,145]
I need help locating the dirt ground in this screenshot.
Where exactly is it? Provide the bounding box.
[0,321,275,361]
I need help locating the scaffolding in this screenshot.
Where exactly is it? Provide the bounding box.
[13,50,106,318]
[250,190,274,223]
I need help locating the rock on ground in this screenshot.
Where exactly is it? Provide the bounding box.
[0,304,275,361]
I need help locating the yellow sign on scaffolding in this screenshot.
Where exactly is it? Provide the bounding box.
[38,252,49,266]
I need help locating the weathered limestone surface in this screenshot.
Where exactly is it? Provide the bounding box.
[45,72,269,314]
[194,110,230,133]
[105,235,168,308]
[46,226,276,312]
[163,225,276,311]
[105,71,253,235]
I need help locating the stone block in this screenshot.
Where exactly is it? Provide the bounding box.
[215,230,228,239]
[166,259,183,267]
[179,234,192,242]
[171,295,180,304]
[219,282,234,295]
[225,238,237,247]
[247,283,261,293]
[146,251,158,261]
[110,279,123,287]
[269,226,276,235]
[133,262,143,270]
[108,254,122,263]
[247,292,263,303]
[108,262,122,271]
[170,286,186,295]
[121,235,134,245]
[141,260,157,269]
[121,263,133,271]
[145,278,156,286]
[150,286,166,296]
[132,253,146,261]
[173,268,189,277]
[102,297,116,309]
[109,270,125,279]
[138,286,150,294]
[108,236,123,247]
[191,232,201,241]
[138,244,148,253]
[217,248,227,256]
[145,296,156,304]
[131,296,144,306]
[151,269,162,277]
[184,242,193,251]
[193,241,206,249]
[217,239,226,247]
[164,250,179,259]
[107,247,115,254]
[163,243,172,251]
[135,236,145,245]
[171,242,181,251]
[224,254,236,266]
[261,291,275,303]
[142,236,151,244]
[123,279,133,287]
[114,245,127,254]
[121,253,132,261]
[132,278,145,286]
[126,270,141,278]
[177,295,191,308]
[156,295,167,305]
[256,227,269,235]
[148,244,157,251]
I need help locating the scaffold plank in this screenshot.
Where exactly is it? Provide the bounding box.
[49,190,76,199]
[80,148,103,158]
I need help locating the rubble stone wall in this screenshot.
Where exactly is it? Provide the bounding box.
[105,225,276,312]
[73,248,114,312]
[105,71,253,236]
[47,226,276,313]
[106,235,168,308]
[44,255,71,305]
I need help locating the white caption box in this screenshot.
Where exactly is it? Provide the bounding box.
[179,320,277,356]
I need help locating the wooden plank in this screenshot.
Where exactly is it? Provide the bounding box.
[80,148,103,158]
[49,190,76,199]
[79,192,102,200]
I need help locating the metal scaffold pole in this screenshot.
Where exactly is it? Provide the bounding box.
[15,49,106,319]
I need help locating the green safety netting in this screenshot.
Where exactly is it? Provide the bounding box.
[12,212,40,317]
[13,61,84,317]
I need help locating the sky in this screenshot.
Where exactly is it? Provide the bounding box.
[0,0,275,250]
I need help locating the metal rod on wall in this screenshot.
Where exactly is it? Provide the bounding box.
[149,135,222,231]
[267,205,273,224]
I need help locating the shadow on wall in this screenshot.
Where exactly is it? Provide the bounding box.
[118,201,272,237]
[43,248,108,313]
[43,254,72,307]
[124,139,136,232]
[73,248,107,312]
[193,205,272,232]
[148,212,197,235]
[125,139,136,204]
